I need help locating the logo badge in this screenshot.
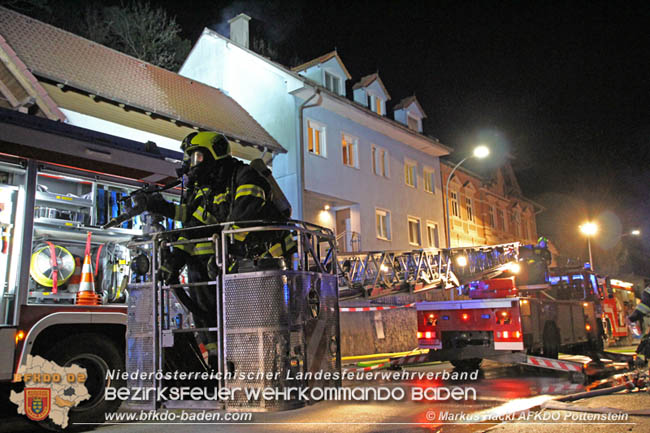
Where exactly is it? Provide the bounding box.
[25,388,51,421]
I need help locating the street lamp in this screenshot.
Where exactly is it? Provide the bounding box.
[445,145,489,247]
[579,222,598,270]
[630,229,641,236]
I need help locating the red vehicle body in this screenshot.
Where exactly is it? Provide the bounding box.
[417,268,603,369]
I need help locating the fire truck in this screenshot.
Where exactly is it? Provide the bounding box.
[415,247,606,370]
[599,277,637,344]
[548,267,637,346]
[0,109,182,423]
[1,110,341,423]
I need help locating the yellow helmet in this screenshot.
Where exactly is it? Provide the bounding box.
[181,132,231,166]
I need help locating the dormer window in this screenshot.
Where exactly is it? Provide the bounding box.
[324,71,341,94]
[407,113,419,131]
[369,95,383,115]
[393,96,426,133]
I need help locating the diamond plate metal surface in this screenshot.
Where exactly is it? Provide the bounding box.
[223,271,340,410]
[126,282,156,409]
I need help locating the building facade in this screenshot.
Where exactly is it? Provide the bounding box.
[441,158,541,247]
[180,14,450,252]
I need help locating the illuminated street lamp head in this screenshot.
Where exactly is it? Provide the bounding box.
[473,145,490,159]
[631,229,641,236]
[456,255,468,267]
[579,222,598,236]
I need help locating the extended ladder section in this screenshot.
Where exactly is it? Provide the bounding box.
[337,242,520,300]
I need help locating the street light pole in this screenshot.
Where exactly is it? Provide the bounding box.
[444,145,489,248]
[579,222,598,271]
[586,236,594,271]
[445,156,469,248]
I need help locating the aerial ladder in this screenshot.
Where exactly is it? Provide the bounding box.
[336,242,521,300]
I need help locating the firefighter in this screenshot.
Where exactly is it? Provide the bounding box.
[140,131,292,368]
[629,280,650,359]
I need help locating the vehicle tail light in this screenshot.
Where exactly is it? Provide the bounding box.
[503,331,509,338]
[515,331,521,339]
[417,332,423,339]
[461,313,470,321]
[425,331,432,339]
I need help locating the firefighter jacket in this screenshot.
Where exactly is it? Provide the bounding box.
[630,285,650,321]
[151,158,271,256]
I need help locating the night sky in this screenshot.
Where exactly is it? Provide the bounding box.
[163,0,650,274]
[42,1,650,273]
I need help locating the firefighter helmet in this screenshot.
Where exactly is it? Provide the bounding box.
[181,132,231,167]
[537,236,549,248]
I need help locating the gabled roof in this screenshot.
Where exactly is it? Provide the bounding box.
[352,73,391,100]
[0,33,64,121]
[291,50,352,79]
[0,7,285,153]
[393,95,427,118]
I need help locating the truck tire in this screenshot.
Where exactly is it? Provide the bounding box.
[450,358,482,371]
[42,333,124,425]
[542,322,559,359]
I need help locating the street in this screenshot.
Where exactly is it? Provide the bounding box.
[3,355,647,433]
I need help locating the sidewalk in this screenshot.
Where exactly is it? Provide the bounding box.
[485,391,650,433]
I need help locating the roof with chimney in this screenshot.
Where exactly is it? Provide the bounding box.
[0,7,285,153]
[352,72,391,100]
[291,50,352,79]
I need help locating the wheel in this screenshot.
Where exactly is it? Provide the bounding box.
[42,333,125,426]
[450,358,482,371]
[542,322,560,359]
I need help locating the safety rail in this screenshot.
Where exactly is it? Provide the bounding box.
[336,242,521,300]
[125,220,338,410]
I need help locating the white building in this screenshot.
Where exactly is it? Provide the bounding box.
[181,14,451,251]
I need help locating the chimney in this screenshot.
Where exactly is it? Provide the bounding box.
[228,13,251,49]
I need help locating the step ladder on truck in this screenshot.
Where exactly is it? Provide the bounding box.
[414,245,638,382]
[124,220,341,411]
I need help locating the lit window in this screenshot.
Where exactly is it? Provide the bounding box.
[307,120,325,156]
[372,145,389,177]
[450,191,459,217]
[369,95,383,115]
[488,205,495,228]
[466,197,474,222]
[497,208,505,231]
[407,114,419,131]
[426,222,440,248]
[341,133,358,167]
[423,168,435,193]
[404,161,416,187]
[376,209,391,240]
[325,72,341,94]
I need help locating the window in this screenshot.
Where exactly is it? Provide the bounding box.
[512,210,520,237]
[404,160,416,187]
[407,114,419,131]
[341,133,358,167]
[426,222,440,248]
[325,71,341,94]
[372,145,389,177]
[307,120,325,156]
[450,191,459,217]
[423,168,435,193]
[369,95,382,115]
[376,209,391,240]
[522,216,529,239]
[408,216,421,246]
[497,208,505,231]
[488,205,495,228]
[465,197,474,222]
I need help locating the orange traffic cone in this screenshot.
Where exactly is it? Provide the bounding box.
[76,232,101,305]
